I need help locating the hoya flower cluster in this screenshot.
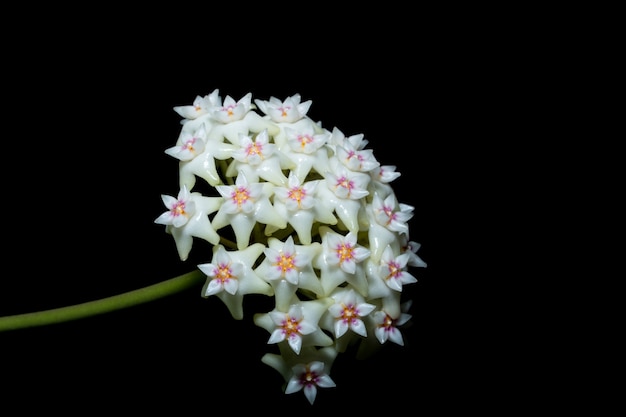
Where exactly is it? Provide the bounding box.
[155,90,427,404]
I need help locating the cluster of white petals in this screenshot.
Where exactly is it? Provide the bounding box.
[156,90,427,404]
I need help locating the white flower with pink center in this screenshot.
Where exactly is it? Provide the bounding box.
[212,172,286,250]
[173,89,221,121]
[335,144,380,173]
[261,345,338,405]
[263,235,310,285]
[197,243,272,320]
[315,226,371,296]
[285,361,336,405]
[326,126,368,153]
[164,127,207,161]
[281,125,331,181]
[154,185,222,261]
[228,129,288,186]
[371,192,414,235]
[372,308,412,345]
[209,92,253,123]
[255,299,334,353]
[154,185,196,228]
[376,245,417,292]
[272,173,337,245]
[262,303,325,354]
[316,160,370,234]
[255,236,323,311]
[371,164,401,184]
[324,163,370,200]
[326,288,375,338]
[254,93,312,124]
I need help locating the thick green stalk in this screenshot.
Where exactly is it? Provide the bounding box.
[0,269,205,332]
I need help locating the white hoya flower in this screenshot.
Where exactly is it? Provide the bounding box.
[164,126,207,161]
[314,226,371,297]
[154,185,222,261]
[197,243,272,320]
[254,93,312,124]
[212,172,286,250]
[272,172,337,245]
[173,89,221,121]
[253,298,333,354]
[261,345,338,405]
[285,360,337,405]
[255,235,323,311]
[227,129,289,186]
[325,288,376,339]
[280,124,332,182]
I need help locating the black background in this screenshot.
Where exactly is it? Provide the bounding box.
[0,12,479,414]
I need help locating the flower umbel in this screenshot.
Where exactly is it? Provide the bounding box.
[153,90,428,404]
[0,89,427,405]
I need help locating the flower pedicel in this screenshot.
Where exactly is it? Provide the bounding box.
[155,90,427,405]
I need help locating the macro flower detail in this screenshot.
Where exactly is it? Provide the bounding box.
[157,90,427,404]
[255,236,323,311]
[371,307,412,345]
[285,361,337,405]
[0,89,429,407]
[173,89,220,123]
[272,172,337,245]
[254,299,333,354]
[212,172,286,250]
[198,243,272,320]
[371,192,414,235]
[315,226,371,296]
[228,129,288,186]
[325,288,376,338]
[254,93,312,124]
[164,126,207,161]
[209,92,253,123]
[154,185,222,261]
[377,245,418,292]
[262,345,338,405]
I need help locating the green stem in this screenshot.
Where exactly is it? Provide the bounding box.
[0,269,205,332]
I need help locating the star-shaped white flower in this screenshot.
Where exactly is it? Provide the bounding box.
[177,138,237,188]
[279,125,331,181]
[254,236,323,311]
[208,92,253,124]
[272,173,337,245]
[253,298,333,354]
[164,126,207,161]
[324,288,375,339]
[365,247,417,317]
[325,126,368,153]
[173,89,221,123]
[356,299,413,359]
[285,360,337,405]
[316,159,370,234]
[335,143,380,173]
[371,192,414,235]
[212,172,287,249]
[254,94,312,124]
[226,129,289,186]
[371,305,412,345]
[261,345,338,405]
[154,185,223,261]
[202,92,280,145]
[314,226,371,296]
[198,243,272,320]
[369,164,402,197]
